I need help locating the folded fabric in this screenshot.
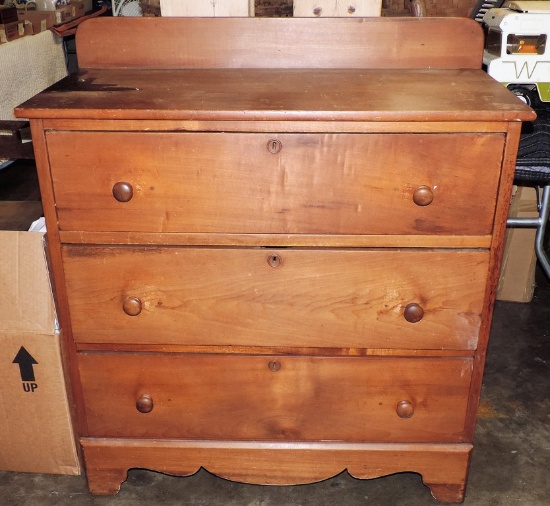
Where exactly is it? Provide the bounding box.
[50,6,108,37]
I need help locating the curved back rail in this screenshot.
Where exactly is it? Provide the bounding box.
[76,16,484,70]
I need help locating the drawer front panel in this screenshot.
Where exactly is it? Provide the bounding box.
[63,246,488,350]
[46,131,503,235]
[79,353,473,443]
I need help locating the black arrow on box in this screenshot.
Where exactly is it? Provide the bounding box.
[12,346,38,382]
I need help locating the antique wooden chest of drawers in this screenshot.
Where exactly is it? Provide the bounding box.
[16,16,534,503]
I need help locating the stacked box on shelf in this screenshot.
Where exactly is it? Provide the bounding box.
[0,5,18,23]
[17,1,86,35]
[0,19,28,43]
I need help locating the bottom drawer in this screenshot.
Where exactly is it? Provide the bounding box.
[80,353,473,443]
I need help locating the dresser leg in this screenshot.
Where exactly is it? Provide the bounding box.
[85,466,128,496]
[425,483,466,504]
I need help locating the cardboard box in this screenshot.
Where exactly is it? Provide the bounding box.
[0,20,25,43]
[45,2,86,24]
[17,9,54,33]
[81,0,93,12]
[70,0,86,21]
[497,185,539,303]
[48,6,73,25]
[18,1,85,30]
[0,229,80,474]
[0,6,18,24]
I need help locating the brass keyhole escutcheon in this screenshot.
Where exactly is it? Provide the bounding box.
[267,139,282,154]
[267,254,282,268]
[396,400,414,419]
[136,394,154,414]
[412,185,434,206]
[268,360,281,372]
[112,181,134,203]
[404,303,424,323]
[123,296,142,317]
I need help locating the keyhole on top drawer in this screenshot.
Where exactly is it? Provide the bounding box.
[267,254,282,267]
[267,139,282,154]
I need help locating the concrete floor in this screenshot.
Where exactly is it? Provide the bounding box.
[0,270,548,505]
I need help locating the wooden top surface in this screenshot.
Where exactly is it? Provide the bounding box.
[16,68,534,122]
[15,17,535,122]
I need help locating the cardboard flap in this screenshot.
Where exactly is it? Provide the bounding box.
[0,231,56,333]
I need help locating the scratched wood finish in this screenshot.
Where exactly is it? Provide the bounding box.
[17,69,533,122]
[79,353,472,443]
[39,119,527,134]
[62,246,489,350]
[74,17,483,70]
[46,131,503,236]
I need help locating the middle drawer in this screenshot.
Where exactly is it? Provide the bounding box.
[63,246,488,350]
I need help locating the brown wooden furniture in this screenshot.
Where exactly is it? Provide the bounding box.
[15,16,534,503]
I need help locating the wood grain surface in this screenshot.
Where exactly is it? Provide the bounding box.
[79,353,473,442]
[62,246,488,349]
[74,17,484,70]
[47,131,504,236]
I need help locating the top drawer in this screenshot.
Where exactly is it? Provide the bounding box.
[46,131,504,235]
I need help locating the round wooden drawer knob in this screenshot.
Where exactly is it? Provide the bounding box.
[396,400,414,419]
[313,7,322,16]
[404,303,424,323]
[136,394,154,414]
[412,185,434,206]
[123,296,142,316]
[112,181,134,202]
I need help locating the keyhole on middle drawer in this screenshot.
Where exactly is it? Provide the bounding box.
[267,254,282,267]
[268,360,281,372]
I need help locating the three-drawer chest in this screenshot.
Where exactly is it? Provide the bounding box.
[16,16,534,503]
